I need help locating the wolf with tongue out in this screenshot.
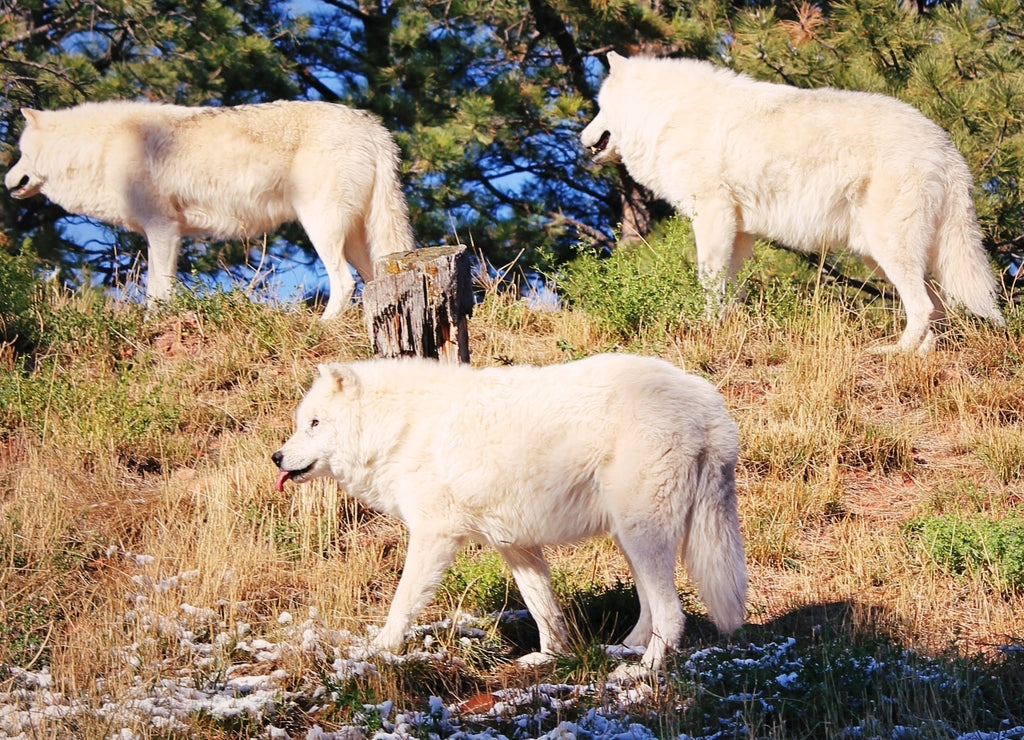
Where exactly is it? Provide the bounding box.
[272,354,747,677]
[274,465,308,492]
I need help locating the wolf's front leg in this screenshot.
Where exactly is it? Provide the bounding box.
[500,545,571,663]
[373,530,462,651]
[691,203,750,320]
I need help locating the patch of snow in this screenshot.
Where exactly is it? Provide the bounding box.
[0,551,1019,739]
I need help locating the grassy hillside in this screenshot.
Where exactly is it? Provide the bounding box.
[1,230,1023,738]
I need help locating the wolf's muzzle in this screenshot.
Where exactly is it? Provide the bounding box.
[589,130,611,157]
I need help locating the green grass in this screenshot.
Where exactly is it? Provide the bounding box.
[657,633,1021,739]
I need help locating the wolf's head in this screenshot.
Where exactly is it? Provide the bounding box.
[579,52,630,165]
[5,109,48,200]
[272,363,361,491]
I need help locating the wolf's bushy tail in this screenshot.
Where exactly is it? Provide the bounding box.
[365,130,415,266]
[933,165,1004,326]
[683,439,747,634]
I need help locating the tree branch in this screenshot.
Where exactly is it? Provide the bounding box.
[527,0,592,99]
[297,66,341,102]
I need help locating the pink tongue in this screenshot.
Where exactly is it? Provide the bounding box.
[275,470,291,493]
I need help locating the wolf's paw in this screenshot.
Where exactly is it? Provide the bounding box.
[609,661,655,683]
[867,330,936,356]
[369,626,407,655]
[866,343,902,356]
[516,651,557,668]
[602,644,645,660]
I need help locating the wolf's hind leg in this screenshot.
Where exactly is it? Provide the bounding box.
[612,538,651,649]
[143,220,183,306]
[614,528,684,671]
[296,206,359,319]
[865,249,937,354]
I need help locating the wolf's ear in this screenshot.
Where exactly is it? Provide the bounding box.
[607,51,625,71]
[317,363,360,395]
[21,109,40,127]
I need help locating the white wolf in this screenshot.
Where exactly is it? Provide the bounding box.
[272,354,746,671]
[5,100,414,318]
[580,53,1004,353]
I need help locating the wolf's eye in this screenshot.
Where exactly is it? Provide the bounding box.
[310,418,319,428]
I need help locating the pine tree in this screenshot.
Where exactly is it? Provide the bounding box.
[2,0,1019,296]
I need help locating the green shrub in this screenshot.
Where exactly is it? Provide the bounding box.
[557,217,886,343]
[0,247,43,352]
[440,547,519,613]
[557,219,705,341]
[904,513,1024,594]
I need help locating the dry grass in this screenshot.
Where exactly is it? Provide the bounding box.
[1,273,1022,737]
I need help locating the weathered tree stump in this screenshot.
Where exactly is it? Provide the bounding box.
[362,245,473,363]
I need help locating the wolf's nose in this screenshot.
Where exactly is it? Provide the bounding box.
[13,174,29,190]
[271,450,283,467]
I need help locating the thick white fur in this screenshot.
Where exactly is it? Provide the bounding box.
[272,354,747,671]
[5,101,414,318]
[580,53,1004,353]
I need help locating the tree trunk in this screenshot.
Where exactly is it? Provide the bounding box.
[616,164,653,246]
[362,246,473,363]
